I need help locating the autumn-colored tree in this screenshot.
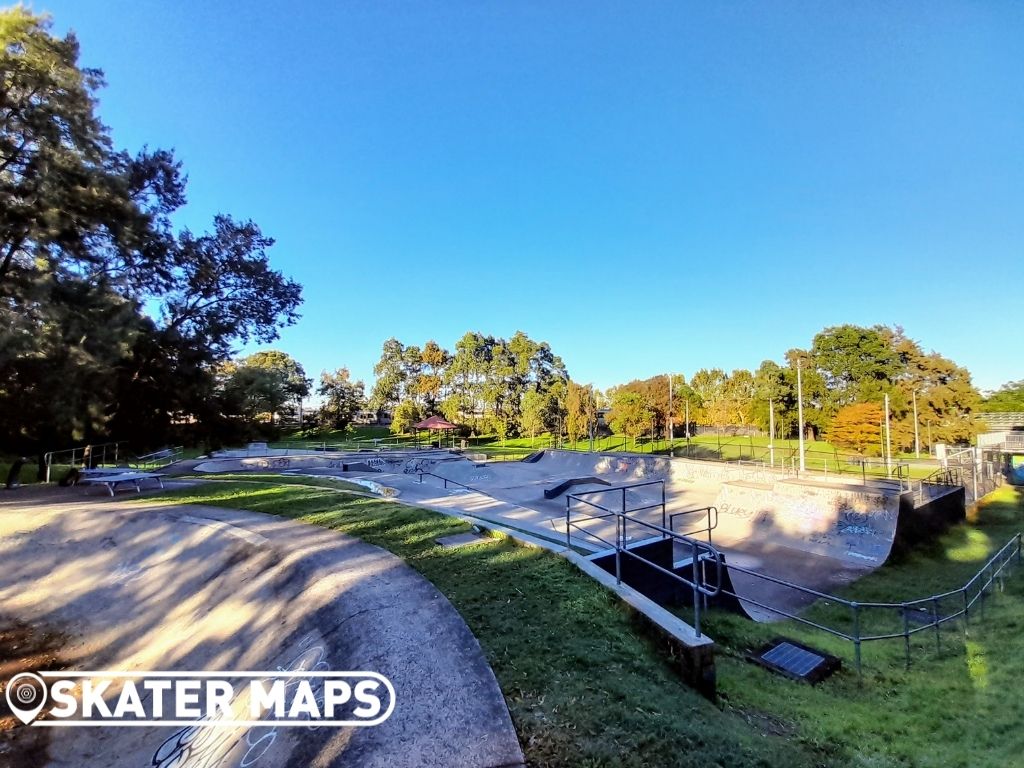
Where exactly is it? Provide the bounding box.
[829,402,884,456]
[608,390,654,448]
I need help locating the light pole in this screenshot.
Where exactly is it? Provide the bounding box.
[668,373,674,444]
[796,358,806,473]
[912,388,920,459]
[884,393,893,477]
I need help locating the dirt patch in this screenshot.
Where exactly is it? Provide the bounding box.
[0,617,69,768]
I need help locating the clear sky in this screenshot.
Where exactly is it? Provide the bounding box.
[40,1,1023,393]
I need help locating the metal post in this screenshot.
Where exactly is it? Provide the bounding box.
[668,373,673,445]
[979,564,986,620]
[661,482,666,531]
[615,515,622,585]
[962,588,969,635]
[912,389,920,459]
[852,603,862,675]
[796,359,806,473]
[692,540,702,638]
[903,606,911,670]
[932,597,940,653]
[768,398,775,468]
[565,497,571,548]
[884,393,893,477]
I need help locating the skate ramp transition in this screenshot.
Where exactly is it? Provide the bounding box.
[193,449,461,476]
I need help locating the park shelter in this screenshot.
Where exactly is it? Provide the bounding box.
[413,415,460,447]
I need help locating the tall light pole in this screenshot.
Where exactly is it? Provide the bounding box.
[668,373,674,444]
[796,358,806,473]
[912,388,920,459]
[884,393,893,476]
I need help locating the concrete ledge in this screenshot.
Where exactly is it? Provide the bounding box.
[387,492,718,698]
[565,552,717,699]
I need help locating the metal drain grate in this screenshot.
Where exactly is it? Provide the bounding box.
[751,638,841,683]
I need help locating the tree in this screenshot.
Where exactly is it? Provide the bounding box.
[220,351,310,423]
[369,338,406,416]
[722,369,755,426]
[521,389,549,443]
[607,390,654,448]
[811,325,901,413]
[982,380,1024,413]
[318,368,365,431]
[565,381,597,444]
[390,399,421,435]
[0,8,302,459]
[689,368,729,427]
[829,402,884,456]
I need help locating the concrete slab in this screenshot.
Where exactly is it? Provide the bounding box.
[0,489,523,768]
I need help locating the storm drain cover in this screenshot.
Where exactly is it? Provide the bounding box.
[751,638,841,684]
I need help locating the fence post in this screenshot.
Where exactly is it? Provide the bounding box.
[979,564,987,620]
[902,606,911,670]
[932,597,940,653]
[565,497,571,549]
[852,602,862,675]
[692,539,702,638]
[615,515,622,586]
[661,482,666,532]
[962,588,969,635]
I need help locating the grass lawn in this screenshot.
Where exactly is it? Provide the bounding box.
[147,476,1024,767]
[697,484,1024,768]
[149,480,815,768]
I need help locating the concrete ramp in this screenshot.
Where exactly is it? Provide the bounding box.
[193,450,459,477]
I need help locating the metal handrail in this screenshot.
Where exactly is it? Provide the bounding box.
[716,532,1023,672]
[131,446,184,468]
[43,441,126,482]
[417,471,481,494]
[564,481,725,636]
[669,506,718,543]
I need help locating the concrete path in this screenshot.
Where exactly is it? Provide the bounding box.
[0,486,523,768]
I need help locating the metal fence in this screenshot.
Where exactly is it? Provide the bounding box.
[563,480,1023,673]
[43,442,125,482]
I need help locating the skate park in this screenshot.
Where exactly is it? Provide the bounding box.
[193,445,968,628]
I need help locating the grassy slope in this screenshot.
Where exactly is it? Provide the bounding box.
[149,481,818,768]
[701,485,1024,768]
[149,480,1024,767]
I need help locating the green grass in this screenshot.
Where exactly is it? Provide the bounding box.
[184,472,372,494]
[149,480,822,768]
[0,460,42,485]
[146,477,1024,767]
[695,485,1024,768]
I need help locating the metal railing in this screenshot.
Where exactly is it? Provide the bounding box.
[714,533,1023,673]
[561,479,1022,672]
[43,442,126,482]
[417,471,481,494]
[131,446,184,469]
[669,506,718,543]
[565,488,723,637]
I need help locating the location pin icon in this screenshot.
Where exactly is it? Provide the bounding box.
[6,672,47,725]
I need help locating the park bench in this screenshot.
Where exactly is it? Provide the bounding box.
[78,471,166,496]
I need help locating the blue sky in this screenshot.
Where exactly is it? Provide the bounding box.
[41,1,1023,393]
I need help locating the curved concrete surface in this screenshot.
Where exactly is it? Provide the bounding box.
[0,487,523,768]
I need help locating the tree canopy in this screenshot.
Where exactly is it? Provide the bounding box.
[0,8,302,456]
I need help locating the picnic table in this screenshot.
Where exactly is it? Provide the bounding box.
[78,471,166,496]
